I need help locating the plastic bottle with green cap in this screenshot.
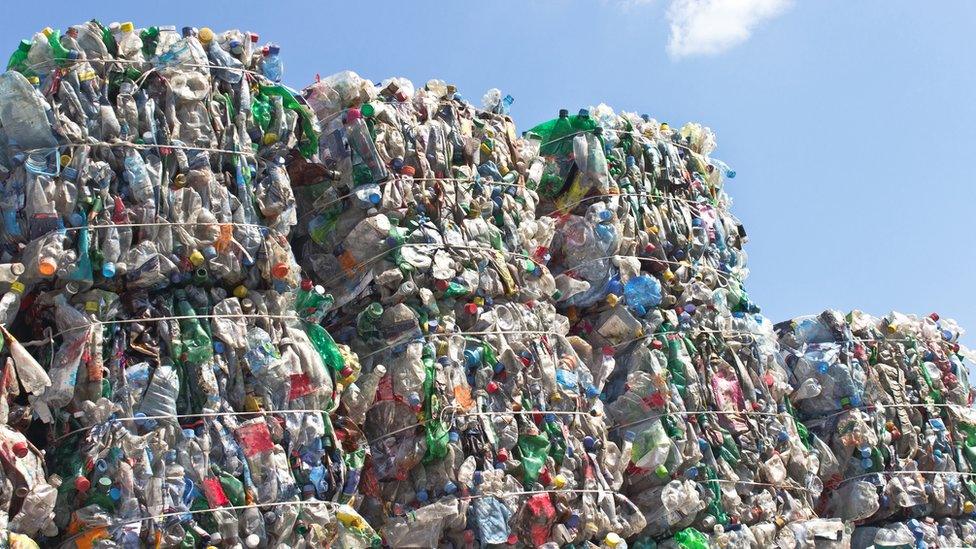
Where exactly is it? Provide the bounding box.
[7,40,34,76]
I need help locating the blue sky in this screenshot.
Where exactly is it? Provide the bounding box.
[3,0,975,348]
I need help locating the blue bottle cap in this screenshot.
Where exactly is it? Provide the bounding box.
[109,487,121,500]
[444,481,457,494]
[583,436,595,450]
[214,341,225,354]
[102,262,116,278]
[416,489,428,502]
[473,471,482,485]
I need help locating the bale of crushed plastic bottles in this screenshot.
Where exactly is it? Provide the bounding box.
[777,310,976,548]
[0,21,377,548]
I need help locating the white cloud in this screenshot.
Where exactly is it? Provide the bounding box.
[665,0,792,58]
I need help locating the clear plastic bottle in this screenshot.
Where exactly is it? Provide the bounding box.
[138,363,180,418]
[123,149,155,204]
[116,22,146,69]
[261,44,283,82]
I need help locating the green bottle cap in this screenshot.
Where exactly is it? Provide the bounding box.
[360,103,375,117]
[18,39,31,53]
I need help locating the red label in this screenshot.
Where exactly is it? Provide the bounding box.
[202,477,229,507]
[236,421,275,456]
[288,373,316,400]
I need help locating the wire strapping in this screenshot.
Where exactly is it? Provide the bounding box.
[51,407,332,444]
[22,140,257,158]
[55,498,342,548]
[53,220,269,234]
[836,469,976,489]
[366,409,595,446]
[306,175,524,216]
[25,55,266,79]
[542,190,733,219]
[335,240,743,292]
[611,408,794,433]
[53,313,300,338]
[800,402,974,424]
[358,329,560,361]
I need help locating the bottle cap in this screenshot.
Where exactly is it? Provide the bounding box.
[11,441,28,458]
[74,476,90,493]
[400,165,416,176]
[245,534,260,548]
[102,262,116,278]
[120,22,134,33]
[38,257,57,276]
[233,285,248,299]
[605,533,623,547]
[41,27,54,38]
[559,109,569,117]
[271,262,289,279]
[198,27,214,44]
[268,45,280,55]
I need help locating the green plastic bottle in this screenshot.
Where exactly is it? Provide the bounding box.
[7,40,34,76]
[176,299,214,365]
[674,527,709,549]
[45,29,74,66]
[545,109,574,157]
[139,26,160,57]
[305,321,345,374]
[356,302,383,340]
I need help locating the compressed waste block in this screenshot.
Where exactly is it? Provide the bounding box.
[0,21,378,548]
[777,310,976,548]
[291,71,848,548]
[526,105,838,548]
[295,72,639,548]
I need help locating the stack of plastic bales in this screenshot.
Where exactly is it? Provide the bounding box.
[292,73,650,547]
[0,21,379,548]
[777,310,976,548]
[525,108,847,548]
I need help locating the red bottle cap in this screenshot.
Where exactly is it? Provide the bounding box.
[651,339,663,350]
[340,367,354,378]
[497,448,508,462]
[75,476,91,493]
[301,279,313,291]
[539,467,551,485]
[12,441,28,458]
[486,381,499,394]
[464,303,479,315]
[271,262,289,279]
[250,33,260,43]
[507,534,518,545]
[434,279,449,291]
[929,312,940,321]
[400,165,416,176]
[602,346,614,356]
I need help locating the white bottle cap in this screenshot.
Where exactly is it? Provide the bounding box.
[245,534,260,548]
